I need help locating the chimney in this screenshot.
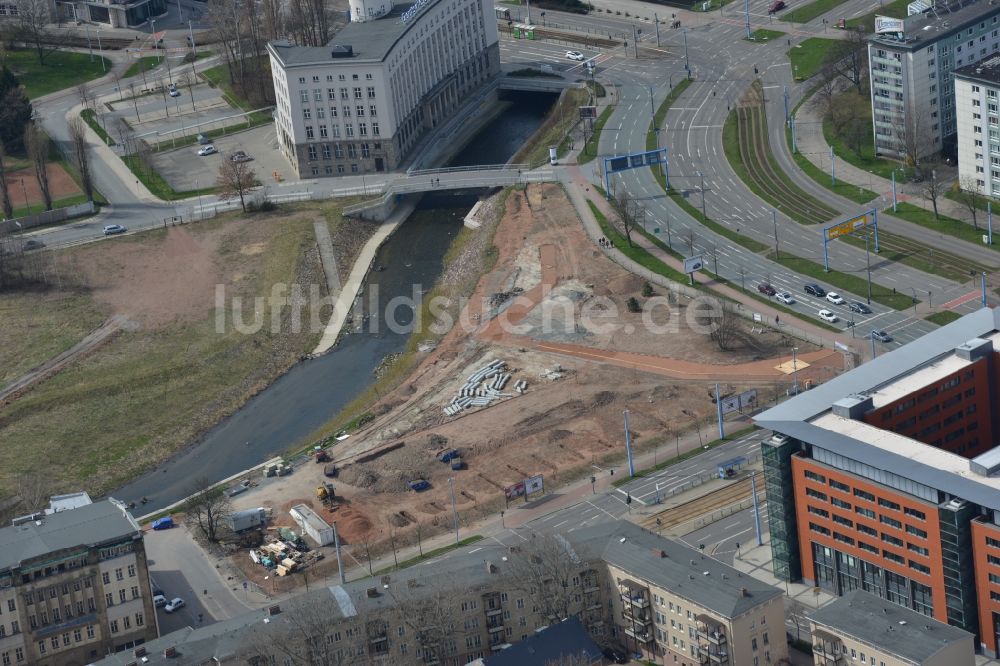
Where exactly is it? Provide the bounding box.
[268,604,281,615]
[164,646,177,658]
[134,647,147,657]
[740,587,749,597]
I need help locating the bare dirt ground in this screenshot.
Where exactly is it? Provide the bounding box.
[229,184,840,581]
[6,164,81,205]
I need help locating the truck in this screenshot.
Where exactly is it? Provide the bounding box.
[450,457,464,471]
[409,479,430,492]
[439,449,460,463]
[227,507,268,533]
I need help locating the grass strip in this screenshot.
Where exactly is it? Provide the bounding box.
[579,105,615,165]
[373,535,484,575]
[788,139,877,204]
[122,154,216,201]
[773,254,917,310]
[925,311,963,326]
[787,37,840,80]
[845,0,909,30]
[81,109,115,146]
[668,188,771,253]
[589,201,692,284]
[746,29,785,42]
[646,79,693,153]
[123,56,161,80]
[781,0,849,23]
[890,202,1000,253]
[612,427,758,487]
[6,50,110,99]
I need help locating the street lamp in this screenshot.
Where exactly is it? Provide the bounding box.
[696,171,706,220]
[96,29,105,72]
[791,347,799,394]
[864,229,873,305]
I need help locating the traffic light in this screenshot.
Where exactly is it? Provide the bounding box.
[626,493,632,504]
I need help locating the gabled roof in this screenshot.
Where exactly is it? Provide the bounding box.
[485,616,602,665]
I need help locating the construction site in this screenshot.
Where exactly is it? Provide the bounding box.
[218,183,843,589]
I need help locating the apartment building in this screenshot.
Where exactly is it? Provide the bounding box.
[92,521,787,666]
[758,307,1000,656]
[0,498,156,666]
[868,0,1000,162]
[810,589,974,666]
[266,0,500,178]
[954,55,1000,195]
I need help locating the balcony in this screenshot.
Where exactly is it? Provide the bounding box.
[621,607,651,625]
[488,624,505,634]
[485,607,502,617]
[813,630,846,665]
[623,626,653,643]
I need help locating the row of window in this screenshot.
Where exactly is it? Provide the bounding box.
[304,122,380,140]
[810,523,931,576]
[297,73,373,84]
[36,624,97,656]
[303,105,378,120]
[298,87,377,103]
[26,597,99,629]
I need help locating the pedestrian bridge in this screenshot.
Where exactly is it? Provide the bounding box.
[342,164,558,219]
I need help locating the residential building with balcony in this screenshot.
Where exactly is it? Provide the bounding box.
[266,0,500,178]
[809,589,974,666]
[91,521,785,666]
[867,1,1000,162]
[954,54,1000,196]
[0,497,156,666]
[758,307,1000,657]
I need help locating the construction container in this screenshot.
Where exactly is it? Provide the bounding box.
[227,507,268,533]
[289,504,335,546]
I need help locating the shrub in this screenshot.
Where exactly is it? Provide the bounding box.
[641,282,654,297]
[626,297,641,313]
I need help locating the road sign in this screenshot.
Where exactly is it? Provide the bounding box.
[684,255,704,274]
[525,475,544,495]
[504,481,525,500]
[719,389,758,415]
[824,213,872,241]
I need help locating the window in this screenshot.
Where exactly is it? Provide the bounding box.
[805,470,826,483]
[127,565,135,577]
[105,592,113,607]
[306,126,314,140]
[370,105,377,116]
[340,88,349,100]
[832,514,853,528]
[87,625,94,639]
[303,108,312,120]
[368,86,376,98]
[372,122,380,136]
[328,88,337,100]
[73,629,81,642]
[910,560,931,574]
[314,89,322,101]
[858,524,877,537]
[808,505,829,518]
[881,515,902,529]
[343,105,351,117]
[854,489,875,502]
[809,522,831,536]
[830,479,850,492]
[856,507,875,519]
[110,619,118,634]
[330,106,338,117]
[118,589,126,603]
[881,533,904,547]
[346,124,354,137]
[102,572,110,585]
[356,105,365,117]
[831,498,851,510]
[300,90,309,103]
[359,123,368,136]
[354,87,363,99]
[807,488,828,501]
[320,125,328,138]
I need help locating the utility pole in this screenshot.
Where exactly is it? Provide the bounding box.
[632,25,639,58]
[871,331,877,359]
[864,230,873,305]
[990,201,994,245]
[715,383,725,440]
[772,209,779,259]
[791,347,799,394]
[751,472,763,546]
[448,478,460,544]
[891,169,898,212]
[697,171,706,220]
[790,116,797,153]
[624,409,636,477]
[654,14,660,46]
[830,146,836,185]
[188,20,196,52]
[783,85,789,126]
[332,522,346,583]
[683,28,690,75]
[744,0,752,39]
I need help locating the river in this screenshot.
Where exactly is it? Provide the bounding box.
[114,91,557,513]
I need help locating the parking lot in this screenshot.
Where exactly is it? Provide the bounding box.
[151,124,292,192]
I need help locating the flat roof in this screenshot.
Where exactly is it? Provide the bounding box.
[866,352,971,409]
[955,53,1000,85]
[269,0,438,67]
[756,308,1000,509]
[870,0,1000,50]
[0,500,141,572]
[809,589,973,663]
[289,504,331,531]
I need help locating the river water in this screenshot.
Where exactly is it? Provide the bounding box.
[115,91,557,513]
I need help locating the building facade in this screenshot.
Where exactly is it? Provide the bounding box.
[93,522,787,666]
[0,499,156,666]
[868,2,1000,162]
[758,307,1000,657]
[954,55,1000,196]
[810,589,974,666]
[267,0,500,179]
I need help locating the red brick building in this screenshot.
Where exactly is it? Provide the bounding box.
[758,309,1000,657]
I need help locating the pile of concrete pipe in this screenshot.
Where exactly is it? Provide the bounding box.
[443,359,526,417]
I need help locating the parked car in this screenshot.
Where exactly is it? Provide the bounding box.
[408,479,430,492]
[565,50,585,61]
[23,239,45,251]
[757,283,776,296]
[164,598,185,613]
[197,134,212,145]
[804,283,827,297]
[103,224,127,236]
[151,516,174,530]
[602,647,628,664]
[230,150,254,163]
[197,145,217,156]
[153,595,168,608]
[818,309,839,323]
[776,291,795,305]
[439,448,460,463]
[849,301,872,314]
[768,0,785,11]
[826,292,845,305]
[872,330,893,343]
[168,87,181,98]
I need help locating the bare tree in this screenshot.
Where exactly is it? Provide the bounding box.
[24,123,52,212]
[207,0,274,107]
[0,143,13,220]
[216,157,258,212]
[956,175,983,231]
[827,28,868,94]
[390,582,466,665]
[183,478,231,542]
[683,227,697,255]
[505,533,588,623]
[812,63,839,118]
[695,298,742,351]
[14,0,55,64]
[922,168,946,221]
[67,119,95,201]
[786,598,810,642]
[180,72,197,112]
[241,594,369,665]
[288,0,335,46]
[893,105,933,170]
[77,83,94,113]
[613,189,638,247]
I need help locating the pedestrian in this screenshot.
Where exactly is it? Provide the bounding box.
[775,314,780,325]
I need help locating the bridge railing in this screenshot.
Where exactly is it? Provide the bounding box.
[407,163,530,176]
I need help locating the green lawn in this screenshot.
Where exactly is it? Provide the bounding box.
[579,105,615,164]
[775,254,917,310]
[790,144,877,204]
[781,0,849,23]
[5,50,111,99]
[588,201,692,284]
[836,232,970,284]
[612,427,757,488]
[845,0,909,30]
[81,109,115,146]
[925,311,963,326]
[122,154,216,201]
[123,56,161,81]
[788,38,840,80]
[821,102,906,181]
[746,29,785,42]
[889,202,1000,253]
[646,79,693,154]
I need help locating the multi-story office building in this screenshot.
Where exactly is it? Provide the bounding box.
[266,0,500,179]
[758,307,1000,657]
[0,498,156,666]
[46,0,167,28]
[868,2,1000,162]
[92,521,787,666]
[810,589,974,666]
[954,55,1000,196]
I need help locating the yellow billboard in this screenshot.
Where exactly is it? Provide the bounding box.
[825,213,872,241]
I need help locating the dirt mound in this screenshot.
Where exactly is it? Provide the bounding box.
[338,466,378,489]
[388,513,409,527]
[279,498,315,514]
[590,391,616,408]
[334,504,373,544]
[425,433,448,449]
[607,273,644,296]
[549,429,572,441]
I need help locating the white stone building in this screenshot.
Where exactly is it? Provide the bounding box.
[954,55,1000,196]
[266,0,500,178]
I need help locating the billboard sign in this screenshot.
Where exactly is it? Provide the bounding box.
[825,213,872,241]
[874,16,904,34]
[720,389,758,415]
[504,481,525,500]
[684,255,704,274]
[525,475,544,495]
